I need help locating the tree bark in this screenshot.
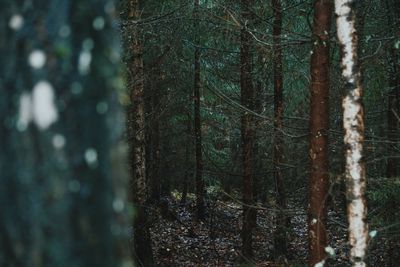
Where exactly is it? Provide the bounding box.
[240,0,256,261]
[124,0,154,265]
[150,75,161,203]
[308,0,332,265]
[335,1,368,266]
[181,112,192,205]
[193,0,206,220]
[271,0,288,259]
[254,76,263,205]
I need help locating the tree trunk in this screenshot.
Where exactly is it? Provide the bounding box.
[387,89,398,178]
[145,77,155,203]
[271,0,288,259]
[193,0,205,220]
[151,79,161,203]
[124,0,154,265]
[240,0,256,261]
[308,0,332,265]
[385,0,400,264]
[181,112,191,205]
[335,1,368,266]
[385,0,399,179]
[254,77,263,205]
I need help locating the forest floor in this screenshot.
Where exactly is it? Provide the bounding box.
[150,192,386,266]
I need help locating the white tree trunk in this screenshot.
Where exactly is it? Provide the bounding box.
[334,0,368,266]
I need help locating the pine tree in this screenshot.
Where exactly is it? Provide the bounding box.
[308,0,332,265]
[240,0,256,260]
[122,0,154,265]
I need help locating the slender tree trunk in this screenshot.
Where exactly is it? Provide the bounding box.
[308,1,332,265]
[193,0,205,220]
[240,0,256,261]
[385,0,399,179]
[254,76,263,205]
[124,0,154,265]
[271,0,288,259]
[385,0,400,264]
[181,112,191,205]
[387,88,398,178]
[144,76,154,203]
[335,1,368,266]
[151,87,161,203]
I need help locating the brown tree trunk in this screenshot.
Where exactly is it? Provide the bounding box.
[151,86,161,203]
[181,112,191,205]
[193,0,205,220]
[271,0,288,259]
[146,47,169,204]
[308,0,332,265]
[253,77,263,205]
[308,0,332,266]
[240,0,256,261]
[335,1,368,265]
[124,0,154,265]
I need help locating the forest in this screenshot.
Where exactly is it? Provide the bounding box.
[1,0,400,266]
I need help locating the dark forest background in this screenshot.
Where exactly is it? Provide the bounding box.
[1,0,400,266]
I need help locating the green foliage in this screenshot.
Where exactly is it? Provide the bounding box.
[368,178,400,241]
[369,178,400,205]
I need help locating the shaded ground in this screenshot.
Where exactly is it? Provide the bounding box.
[149,194,385,266]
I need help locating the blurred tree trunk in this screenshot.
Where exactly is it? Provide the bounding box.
[68,1,116,265]
[308,0,332,265]
[240,0,256,261]
[271,0,289,259]
[0,14,24,263]
[0,86,22,267]
[193,0,205,220]
[335,1,368,266]
[124,0,154,265]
